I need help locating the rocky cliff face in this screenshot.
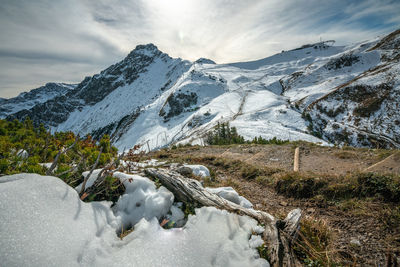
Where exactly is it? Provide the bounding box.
[3,29,400,150]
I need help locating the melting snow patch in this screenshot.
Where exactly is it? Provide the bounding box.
[206,186,253,208]
[38,162,53,169]
[249,235,265,249]
[113,172,174,228]
[16,149,28,159]
[183,164,210,177]
[0,173,268,267]
[75,169,102,192]
[119,159,166,171]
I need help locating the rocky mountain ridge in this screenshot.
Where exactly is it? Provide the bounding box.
[2,29,400,150]
[0,83,76,118]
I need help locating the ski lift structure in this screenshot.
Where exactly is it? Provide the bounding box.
[292,40,336,51]
[313,40,335,49]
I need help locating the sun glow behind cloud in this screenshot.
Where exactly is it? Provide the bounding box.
[0,0,399,97]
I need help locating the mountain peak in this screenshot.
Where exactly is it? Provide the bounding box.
[128,43,161,58]
[195,58,216,64]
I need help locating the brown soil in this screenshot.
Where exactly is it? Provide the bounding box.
[147,144,400,266]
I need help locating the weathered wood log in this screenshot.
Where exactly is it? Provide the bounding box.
[279,209,303,266]
[145,168,302,267]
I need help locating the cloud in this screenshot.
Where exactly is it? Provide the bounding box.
[0,0,398,98]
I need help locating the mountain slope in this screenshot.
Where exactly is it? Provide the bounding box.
[304,29,400,148]
[7,44,190,128]
[0,83,76,118]
[4,29,400,150]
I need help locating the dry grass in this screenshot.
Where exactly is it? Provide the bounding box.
[136,144,400,265]
[118,226,134,240]
[334,151,357,159]
[293,215,342,266]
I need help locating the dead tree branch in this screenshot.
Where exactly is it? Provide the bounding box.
[81,151,126,197]
[46,135,79,175]
[79,147,103,195]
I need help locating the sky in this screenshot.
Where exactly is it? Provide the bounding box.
[0,0,399,98]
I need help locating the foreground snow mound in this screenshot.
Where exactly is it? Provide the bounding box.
[0,173,119,267]
[0,173,268,267]
[96,207,268,267]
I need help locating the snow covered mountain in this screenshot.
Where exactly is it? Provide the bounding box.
[0,83,76,118]
[3,29,400,150]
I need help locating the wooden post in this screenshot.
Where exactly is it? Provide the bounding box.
[293,147,300,172]
[146,140,151,153]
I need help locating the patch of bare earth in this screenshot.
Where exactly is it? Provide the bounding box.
[148,144,400,266]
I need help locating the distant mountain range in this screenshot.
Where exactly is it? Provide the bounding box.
[2,29,399,150]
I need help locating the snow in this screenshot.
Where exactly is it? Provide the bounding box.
[52,41,360,151]
[206,186,254,209]
[113,172,174,228]
[119,159,166,171]
[183,164,210,177]
[55,57,191,136]
[167,203,186,227]
[0,83,76,118]
[98,207,268,267]
[249,235,265,249]
[113,43,356,149]
[16,149,28,159]
[0,173,118,267]
[38,162,53,169]
[75,169,102,192]
[1,173,268,266]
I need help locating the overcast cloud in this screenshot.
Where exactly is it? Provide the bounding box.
[0,0,399,98]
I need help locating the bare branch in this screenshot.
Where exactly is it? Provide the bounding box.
[46,135,79,175]
[79,147,103,195]
[82,150,125,195]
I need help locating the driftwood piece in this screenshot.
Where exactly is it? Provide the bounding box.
[145,168,302,267]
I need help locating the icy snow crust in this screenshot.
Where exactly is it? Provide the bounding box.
[0,173,268,267]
